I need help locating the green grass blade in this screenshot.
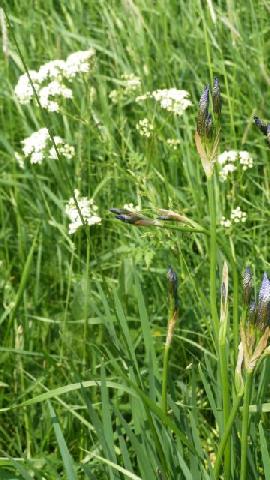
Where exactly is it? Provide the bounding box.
[48,401,77,480]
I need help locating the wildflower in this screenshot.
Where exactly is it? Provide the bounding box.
[243,266,252,306]
[20,128,74,165]
[167,138,181,150]
[231,207,246,223]
[14,49,95,111]
[14,71,41,104]
[220,217,232,228]
[217,150,253,181]
[136,88,192,116]
[212,77,222,116]
[39,81,72,112]
[136,118,153,138]
[109,74,141,104]
[65,189,101,235]
[123,203,140,212]
[63,49,95,77]
[239,151,253,170]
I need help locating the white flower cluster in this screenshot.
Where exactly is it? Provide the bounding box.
[65,189,101,235]
[17,128,74,165]
[136,88,192,116]
[14,49,95,112]
[218,150,253,181]
[167,138,181,150]
[136,118,153,138]
[221,207,247,228]
[123,203,140,212]
[109,74,141,104]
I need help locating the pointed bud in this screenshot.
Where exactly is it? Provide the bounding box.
[242,266,252,306]
[212,77,222,116]
[205,112,213,139]
[254,116,268,135]
[257,273,270,329]
[248,301,257,325]
[167,266,178,311]
[197,85,210,136]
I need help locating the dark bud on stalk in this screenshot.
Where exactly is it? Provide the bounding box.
[248,301,257,325]
[267,124,270,144]
[205,112,213,139]
[254,116,268,136]
[212,77,222,116]
[110,208,156,226]
[167,266,179,311]
[197,85,210,136]
[242,266,252,306]
[257,272,270,329]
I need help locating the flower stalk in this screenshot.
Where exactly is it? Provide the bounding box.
[161,267,179,414]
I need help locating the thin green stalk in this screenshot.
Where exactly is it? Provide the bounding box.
[230,239,239,361]
[207,176,219,342]
[83,230,91,370]
[214,392,243,479]
[161,343,170,414]
[218,262,230,479]
[219,340,230,479]
[240,370,254,480]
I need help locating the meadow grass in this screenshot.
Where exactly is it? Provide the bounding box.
[1,0,270,478]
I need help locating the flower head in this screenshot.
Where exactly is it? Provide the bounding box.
[66,190,101,234]
[212,77,222,116]
[243,266,252,306]
[257,273,270,329]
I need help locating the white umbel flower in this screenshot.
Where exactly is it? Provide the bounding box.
[136,88,192,116]
[65,189,101,234]
[231,206,246,223]
[20,128,74,165]
[136,118,153,137]
[14,49,95,111]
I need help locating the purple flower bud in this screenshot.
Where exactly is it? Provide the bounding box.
[254,116,268,135]
[167,266,179,310]
[205,113,213,139]
[197,85,210,136]
[248,301,257,325]
[242,266,252,305]
[212,77,222,116]
[257,273,270,329]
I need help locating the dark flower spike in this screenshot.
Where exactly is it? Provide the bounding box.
[242,266,252,306]
[110,208,157,227]
[167,266,179,310]
[248,301,257,325]
[267,124,270,143]
[197,84,210,136]
[212,77,222,116]
[205,112,213,139]
[257,272,270,329]
[254,116,268,136]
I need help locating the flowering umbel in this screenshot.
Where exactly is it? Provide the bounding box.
[195,78,222,177]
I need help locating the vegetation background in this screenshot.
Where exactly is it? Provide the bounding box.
[1,0,270,478]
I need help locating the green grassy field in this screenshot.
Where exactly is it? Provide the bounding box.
[1,1,270,478]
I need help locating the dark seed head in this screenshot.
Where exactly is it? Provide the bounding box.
[242,266,252,306]
[212,77,222,116]
[254,116,268,136]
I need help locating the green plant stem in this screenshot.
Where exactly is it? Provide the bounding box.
[83,230,91,370]
[207,176,218,342]
[161,343,170,414]
[219,340,230,479]
[240,369,254,480]
[230,239,239,361]
[214,392,243,479]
